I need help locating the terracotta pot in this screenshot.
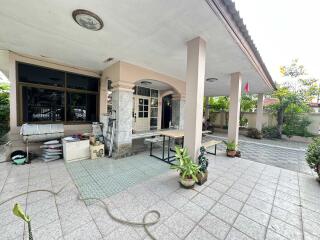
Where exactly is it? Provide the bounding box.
[196,171,208,185]
[226,150,237,157]
[180,176,195,189]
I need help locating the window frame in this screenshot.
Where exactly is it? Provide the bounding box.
[16,61,100,125]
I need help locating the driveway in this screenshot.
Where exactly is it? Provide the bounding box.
[206,134,313,176]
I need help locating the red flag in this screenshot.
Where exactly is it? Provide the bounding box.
[244,82,250,94]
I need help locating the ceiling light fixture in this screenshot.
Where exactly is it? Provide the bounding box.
[103,57,114,63]
[140,81,152,85]
[206,77,218,83]
[72,9,103,31]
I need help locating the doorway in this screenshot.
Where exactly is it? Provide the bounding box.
[133,96,150,132]
[161,95,172,129]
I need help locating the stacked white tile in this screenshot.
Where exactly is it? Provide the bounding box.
[41,140,62,162]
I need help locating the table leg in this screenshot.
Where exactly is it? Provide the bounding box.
[162,135,165,160]
[167,137,171,162]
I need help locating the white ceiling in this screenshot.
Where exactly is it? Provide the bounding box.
[0,0,273,96]
[136,79,172,91]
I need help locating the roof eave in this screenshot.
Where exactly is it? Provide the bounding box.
[206,0,276,91]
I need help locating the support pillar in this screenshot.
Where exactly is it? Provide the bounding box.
[256,93,264,131]
[171,95,185,130]
[227,73,242,146]
[184,37,206,160]
[99,77,108,118]
[204,96,209,121]
[111,81,134,157]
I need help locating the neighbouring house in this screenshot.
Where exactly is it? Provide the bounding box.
[0,0,275,159]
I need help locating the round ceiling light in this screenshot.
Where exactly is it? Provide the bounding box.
[72,9,103,31]
[140,81,152,85]
[206,77,218,83]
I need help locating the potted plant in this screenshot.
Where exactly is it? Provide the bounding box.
[197,146,208,185]
[223,140,237,157]
[306,137,320,182]
[171,146,200,188]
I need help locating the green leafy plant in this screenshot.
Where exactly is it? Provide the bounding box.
[283,113,313,138]
[306,137,320,178]
[171,146,200,181]
[0,83,10,138]
[223,140,237,151]
[262,126,279,139]
[247,128,262,139]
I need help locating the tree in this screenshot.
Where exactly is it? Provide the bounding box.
[0,83,10,137]
[239,94,257,127]
[269,59,313,138]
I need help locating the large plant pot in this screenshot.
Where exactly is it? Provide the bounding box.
[196,171,208,185]
[226,150,237,157]
[180,177,195,189]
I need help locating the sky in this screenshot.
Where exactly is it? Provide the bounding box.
[0,71,8,84]
[234,0,320,83]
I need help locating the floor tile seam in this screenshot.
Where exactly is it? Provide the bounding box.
[221,164,269,240]
[297,172,308,240]
[0,164,12,194]
[184,160,255,240]
[82,197,106,238]
[47,162,65,240]
[232,154,311,176]
[23,164,31,240]
[263,168,288,240]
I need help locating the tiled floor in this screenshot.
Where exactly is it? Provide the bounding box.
[1,148,319,240]
[66,152,172,204]
[206,134,313,175]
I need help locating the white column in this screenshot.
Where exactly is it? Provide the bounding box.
[204,96,209,121]
[99,78,108,118]
[256,93,264,131]
[228,72,242,145]
[172,94,185,130]
[111,81,134,157]
[184,37,206,160]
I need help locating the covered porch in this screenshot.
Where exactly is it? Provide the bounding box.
[0,0,275,160]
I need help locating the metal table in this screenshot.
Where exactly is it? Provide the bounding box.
[149,130,184,164]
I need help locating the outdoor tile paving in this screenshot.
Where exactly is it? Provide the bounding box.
[0,143,319,240]
[207,133,313,176]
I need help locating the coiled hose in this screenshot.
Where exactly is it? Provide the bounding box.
[0,183,161,240]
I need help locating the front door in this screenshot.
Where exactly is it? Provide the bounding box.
[133,96,150,132]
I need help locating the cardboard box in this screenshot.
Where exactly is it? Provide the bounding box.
[90,144,105,159]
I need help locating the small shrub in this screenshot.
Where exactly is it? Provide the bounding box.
[306,137,320,178]
[223,140,237,151]
[247,128,262,139]
[283,115,313,138]
[262,126,279,139]
[239,116,248,127]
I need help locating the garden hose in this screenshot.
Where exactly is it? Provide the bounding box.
[0,183,161,240]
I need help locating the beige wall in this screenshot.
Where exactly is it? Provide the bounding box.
[103,61,186,97]
[211,111,320,135]
[211,112,276,129]
[307,113,320,135]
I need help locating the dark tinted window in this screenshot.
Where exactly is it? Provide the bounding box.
[67,73,99,91]
[137,87,150,97]
[22,87,64,122]
[18,63,65,87]
[151,89,158,97]
[67,92,97,122]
